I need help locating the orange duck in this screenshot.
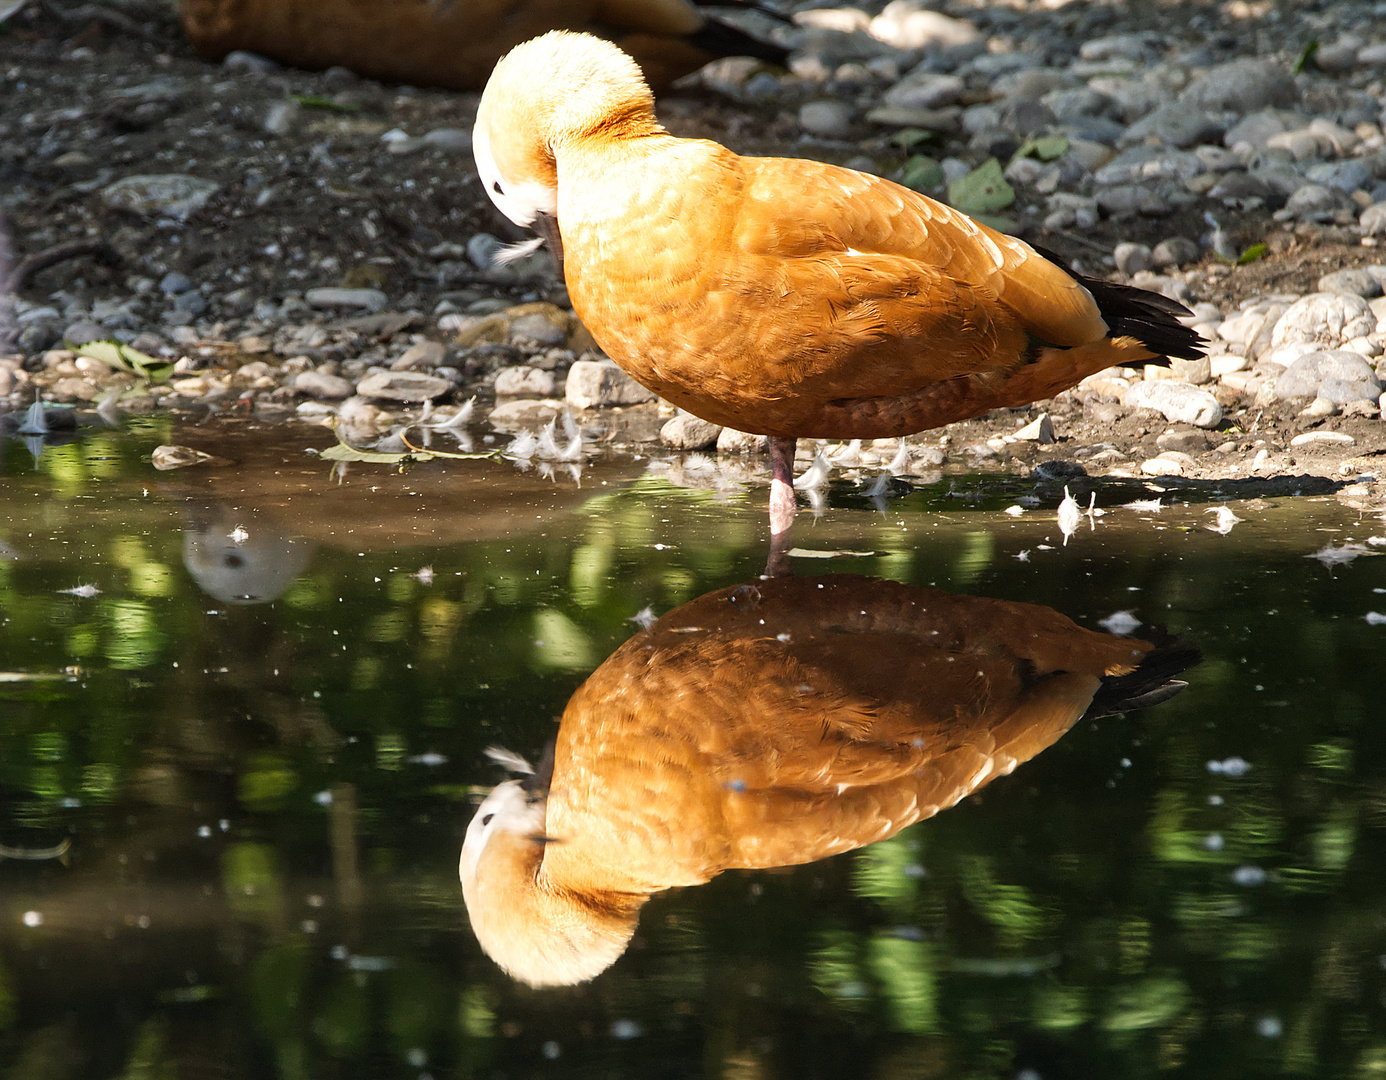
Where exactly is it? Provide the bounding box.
[474,32,1204,534]
[459,574,1199,987]
[180,0,787,93]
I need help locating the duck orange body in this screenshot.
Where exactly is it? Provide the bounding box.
[474,32,1203,531]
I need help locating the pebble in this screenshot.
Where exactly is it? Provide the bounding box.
[718,427,768,453]
[1124,381,1223,428]
[1290,429,1356,447]
[1275,351,1382,402]
[660,413,722,450]
[565,360,656,409]
[799,101,855,138]
[1270,293,1377,349]
[355,371,450,401]
[1318,269,1382,298]
[306,288,388,313]
[294,370,354,399]
[494,366,557,397]
[392,340,446,369]
[100,174,220,220]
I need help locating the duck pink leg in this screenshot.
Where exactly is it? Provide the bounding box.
[768,435,797,537]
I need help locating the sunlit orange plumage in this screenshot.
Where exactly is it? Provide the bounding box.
[474,32,1203,533]
[459,575,1197,987]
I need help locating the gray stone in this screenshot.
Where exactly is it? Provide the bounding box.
[660,413,722,449]
[421,127,471,152]
[1095,184,1170,217]
[565,360,656,408]
[799,100,855,138]
[1361,203,1386,236]
[1223,109,1304,149]
[1306,159,1373,194]
[488,399,565,429]
[356,370,450,401]
[1177,58,1298,114]
[717,427,768,453]
[508,313,568,347]
[1080,33,1160,62]
[306,287,387,312]
[294,370,353,399]
[1271,293,1376,348]
[1151,236,1201,267]
[173,291,207,315]
[159,272,192,295]
[1274,350,1381,401]
[1281,184,1355,223]
[1318,377,1382,405]
[1093,146,1201,185]
[62,320,106,345]
[101,174,220,220]
[494,365,557,397]
[1318,269,1383,298]
[1113,242,1152,275]
[1124,381,1223,428]
[1289,430,1356,447]
[882,72,965,111]
[1120,105,1224,149]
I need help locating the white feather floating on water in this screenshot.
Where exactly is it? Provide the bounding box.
[887,438,910,475]
[17,398,47,436]
[1308,543,1380,567]
[827,439,862,468]
[628,606,658,630]
[1099,610,1142,635]
[1205,506,1242,535]
[505,430,539,460]
[1058,486,1081,544]
[793,454,832,491]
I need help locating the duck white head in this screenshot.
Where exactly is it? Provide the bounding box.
[472,31,661,229]
[459,775,644,987]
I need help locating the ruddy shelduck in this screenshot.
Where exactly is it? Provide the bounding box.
[474,32,1204,534]
[460,574,1199,986]
[181,0,786,93]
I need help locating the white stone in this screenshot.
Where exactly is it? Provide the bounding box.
[494,366,556,397]
[1124,381,1223,428]
[1270,293,1376,348]
[1289,430,1356,447]
[356,370,449,401]
[306,287,388,313]
[565,360,656,409]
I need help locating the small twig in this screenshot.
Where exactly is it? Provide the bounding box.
[11,239,120,292]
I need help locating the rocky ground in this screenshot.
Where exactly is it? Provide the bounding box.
[3,0,1386,506]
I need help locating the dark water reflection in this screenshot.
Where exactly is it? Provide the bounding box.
[2,420,1385,1079]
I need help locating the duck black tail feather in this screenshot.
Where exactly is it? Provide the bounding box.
[1032,244,1206,363]
[1084,628,1202,721]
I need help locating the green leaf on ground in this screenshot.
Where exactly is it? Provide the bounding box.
[1012,135,1070,162]
[897,155,945,192]
[1236,243,1268,265]
[1293,40,1319,74]
[890,128,935,151]
[72,340,176,384]
[948,158,1015,214]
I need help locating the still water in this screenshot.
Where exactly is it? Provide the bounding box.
[1,417,1385,1080]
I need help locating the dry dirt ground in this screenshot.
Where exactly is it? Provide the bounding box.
[2,0,1385,507]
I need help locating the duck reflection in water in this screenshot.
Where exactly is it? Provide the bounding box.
[461,574,1199,987]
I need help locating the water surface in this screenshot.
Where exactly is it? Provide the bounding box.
[2,420,1384,1079]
